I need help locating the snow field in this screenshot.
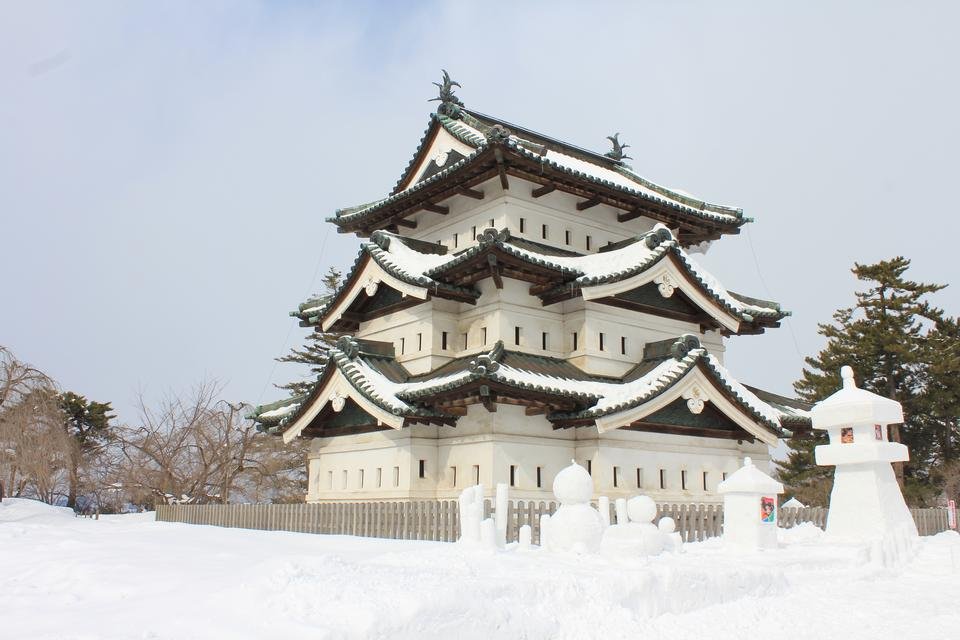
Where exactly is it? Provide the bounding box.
[2,499,959,640]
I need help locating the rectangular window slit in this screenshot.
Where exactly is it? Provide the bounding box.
[681,470,687,490]
[586,235,592,251]
[359,469,365,489]
[636,468,643,489]
[376,468,383,488]
[536,466,543,488]
[613,466,620,488]
[702,471,708,491]
[473,465,480,484]
[621,336,627,355]
[450,466,457,488]
[509,465,517,487]
[418,459,426,479]
[599,332,605,351]
[541,332,548,350]
[327,470,333,489]
[541,224,548,240]
[519,218,526,233]
[514,326,521,346]
[442,331,448,350]
[565,230,571,245]
[472,226,477,240]
[586,460,592,476]
[659,469,666,489]
[481,327,487,344]
[572,332,579,351]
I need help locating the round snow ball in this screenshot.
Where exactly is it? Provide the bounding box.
[658,516,676,533]
[627,495,657,524]
[553,462,593,504]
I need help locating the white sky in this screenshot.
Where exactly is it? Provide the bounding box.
[2,1,958,422]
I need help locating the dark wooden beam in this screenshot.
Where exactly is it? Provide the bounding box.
[494,148,509,190]
[442,406,468,416]
[480,385,496,413]
[576,197,601,211]
[487,255,503,290]
[457,186,485,200]
[396,218,417,228]
[525,406,546,416]
[531,184,556,198]
[423,203,449,215]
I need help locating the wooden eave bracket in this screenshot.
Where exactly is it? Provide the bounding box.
[457,186,485,200]
[487,254,503,289]
[423,203,449,215]
[531,184,556,198]
[576,196,601,211]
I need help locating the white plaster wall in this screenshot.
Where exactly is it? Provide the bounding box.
[304,402,766,504]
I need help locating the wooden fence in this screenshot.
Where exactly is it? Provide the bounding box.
[155,501,954,544]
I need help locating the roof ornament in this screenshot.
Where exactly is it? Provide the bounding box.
[644,224,673,249]
[605,133,632,162]
[429,69,464,118]
[336,336,360,360]
[469,354,500,376]
[670,334,702,360]
[485,123,512,144]
[477,227,509,246]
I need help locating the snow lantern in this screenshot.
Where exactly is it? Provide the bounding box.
[811,366,918,541]
[780,497,805,510]
[543,461,604,554]
[717,457,783,550]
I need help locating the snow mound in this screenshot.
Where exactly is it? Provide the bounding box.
[0,498,76,525]
[778,522,825,544]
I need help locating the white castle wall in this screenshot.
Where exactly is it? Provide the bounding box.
[306,403,764,503]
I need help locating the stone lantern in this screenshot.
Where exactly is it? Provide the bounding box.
[717,457,784,550]
[811,366,917,541]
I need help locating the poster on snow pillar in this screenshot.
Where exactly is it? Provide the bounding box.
[761,497,775,523]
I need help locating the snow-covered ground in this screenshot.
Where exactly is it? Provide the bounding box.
[2,498,959,640]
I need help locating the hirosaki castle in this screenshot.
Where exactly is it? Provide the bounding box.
[252,73,811,503]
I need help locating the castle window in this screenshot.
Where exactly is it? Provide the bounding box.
[442,332,448,350]
[636,468,643,489]
[565,229,571,245]
[473,465,480,484]
[453,233,458,248]
[489,218,494,228]
[541,224,549,240]
[449,466,457,488]
[419,459,426,479]
[342,470,348,489]
[509,465,517,487]
[572,331,579,351]
[613,466,621,488]
[481,327,488,344]
[599,332,606,351]
[681,470,687,491]
[659,469,666,489]
[514,326,521,346]
[621,336,627,355]
[722,472,728,482]
[586,460,592,476]
[520,218,526,233]
[327,471,333,489]
[359,469,365,488]
[541,332,548,350]
[702,471,709,491]
[417,333,423,351]
[400,337,405,355]
[586,235,592,251]
[393,466,400,487]
[462,333,468,349]
[376,468,383,488]
[472,226,477,240]
[536,466,543,488]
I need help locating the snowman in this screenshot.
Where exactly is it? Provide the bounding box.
[542,461,605,554]
[600,495,666,557]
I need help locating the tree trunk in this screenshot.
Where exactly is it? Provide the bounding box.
[66,455,79,509]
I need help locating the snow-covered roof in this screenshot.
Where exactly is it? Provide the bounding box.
[295,225,786,333]
[329,110,747,237]
[252,335,810,442]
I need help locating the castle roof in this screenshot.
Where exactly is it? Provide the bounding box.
[329,109,747,244]
[251,335,811,445]
[295,225,787,335]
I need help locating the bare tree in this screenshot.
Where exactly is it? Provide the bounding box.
[117,380,306,506]
[0,346,60,503]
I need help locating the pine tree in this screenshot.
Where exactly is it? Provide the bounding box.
[276,267,345,396]
[917,316,960,496]
[59,391,115,509]
[779,257,946,505]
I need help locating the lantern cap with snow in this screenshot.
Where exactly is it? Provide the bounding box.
[811,366,908,466]
[717,457,783,550]
[810,366,917,541]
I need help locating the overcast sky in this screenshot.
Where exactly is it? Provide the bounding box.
[3,1,958,423]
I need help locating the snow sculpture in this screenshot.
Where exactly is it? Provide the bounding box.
[614,498,628,525]
[542,461,604,554]
[717,457,783,551]
[811,366,918,548]
[495,483,509,548]
[780,497,805,510]
[457,484,484,545]
[658,517,684,553]
[600,495,665,556]
[598,496,611,528]
[518,525,532,551]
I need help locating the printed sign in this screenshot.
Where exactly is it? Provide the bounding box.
[949,500,957,530]
[761,496,775,523]
[841,427,854,444]
[875,424,884,441]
